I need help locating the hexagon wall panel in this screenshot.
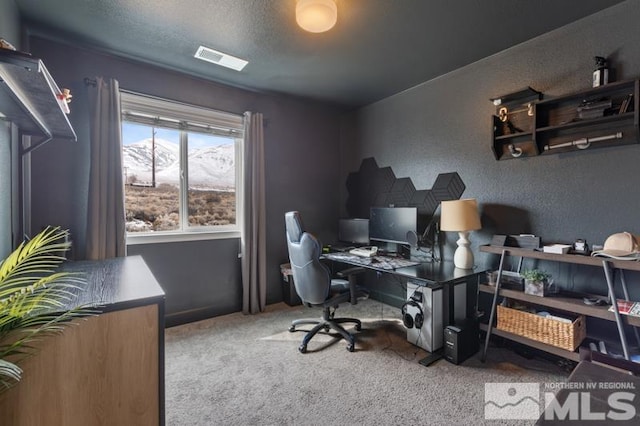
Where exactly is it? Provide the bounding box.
[345,157,465,218]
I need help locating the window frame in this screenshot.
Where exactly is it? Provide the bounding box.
[120,91,244,245]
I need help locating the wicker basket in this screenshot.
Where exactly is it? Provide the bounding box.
[497,305,586,351]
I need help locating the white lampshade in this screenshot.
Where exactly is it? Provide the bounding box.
[296,0,338,33]
[440,199,481,269]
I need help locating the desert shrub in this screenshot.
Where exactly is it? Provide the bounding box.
[125,186,236,231]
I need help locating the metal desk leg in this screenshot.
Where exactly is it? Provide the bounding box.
[601,260,630,360]
[619,270,640,346]
[481,249,507,362]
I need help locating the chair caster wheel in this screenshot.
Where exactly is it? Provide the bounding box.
[289,325,295,332]
[355,324,361,331]
[299,344,307,353]
[347,343,355,352]
[323,325,330,332]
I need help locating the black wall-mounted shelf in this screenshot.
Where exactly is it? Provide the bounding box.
[0,48,76,153]
[492,79,639,160]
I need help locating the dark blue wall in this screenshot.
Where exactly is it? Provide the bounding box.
[24,35,345,323]
[8,2,640,328]
[341,1,640,304]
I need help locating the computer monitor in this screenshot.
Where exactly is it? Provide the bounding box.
[338,218,369,245]
[368,207,417,245]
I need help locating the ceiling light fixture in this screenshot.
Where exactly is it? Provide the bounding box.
[296,0,337,33]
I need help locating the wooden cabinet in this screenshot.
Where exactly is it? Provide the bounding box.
[479,245,640,362]
[0,256,165,426]
[492,79,639,160]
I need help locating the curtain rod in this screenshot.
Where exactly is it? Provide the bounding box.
[84,77,136,96]
[83,77,267,125]
[84,77,160,99]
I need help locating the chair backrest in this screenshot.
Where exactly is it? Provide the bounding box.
[285,211,331,305]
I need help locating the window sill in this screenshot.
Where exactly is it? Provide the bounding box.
[126,230,241,245]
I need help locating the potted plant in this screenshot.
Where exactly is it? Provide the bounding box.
[522,269,555,297]
[0,226,92,393]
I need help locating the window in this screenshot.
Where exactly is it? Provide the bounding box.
[120,92,243,242]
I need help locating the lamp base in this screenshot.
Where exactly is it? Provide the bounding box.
[453,231,474,269]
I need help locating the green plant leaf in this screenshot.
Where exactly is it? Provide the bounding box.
[521,269,551,281]
[0,226,94,393]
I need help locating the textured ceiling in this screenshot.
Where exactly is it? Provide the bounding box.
[15,0,626,109]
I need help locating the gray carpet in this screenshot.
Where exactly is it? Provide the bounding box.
[165,299,569,425]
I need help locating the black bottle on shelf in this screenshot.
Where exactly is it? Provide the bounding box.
[593,56,609,87]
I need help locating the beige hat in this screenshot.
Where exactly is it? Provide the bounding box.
[591,232,640,260]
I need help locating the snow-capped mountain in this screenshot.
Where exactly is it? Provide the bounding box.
[122,138,235,190]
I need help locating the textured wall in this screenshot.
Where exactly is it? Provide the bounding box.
[342,1,640,302]
[25,35,345,322]
[0,0,20,48]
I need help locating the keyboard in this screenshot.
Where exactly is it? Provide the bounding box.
[349,246,378,257]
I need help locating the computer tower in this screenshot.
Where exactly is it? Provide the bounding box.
[453,280,467,323]
[404,281,443,352]
[444,319,479,365]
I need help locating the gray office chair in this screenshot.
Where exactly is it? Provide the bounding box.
[285,211,368,353]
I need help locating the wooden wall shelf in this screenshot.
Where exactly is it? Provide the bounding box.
[0,48,76,153]
[492,79,639,160]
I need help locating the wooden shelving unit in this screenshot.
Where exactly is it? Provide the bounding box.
[0,48,76,153]
[479,284,640,328]
[480,244,640,271]
[479,244,640,362]
[491,87,541,160]
[492,79,639,160]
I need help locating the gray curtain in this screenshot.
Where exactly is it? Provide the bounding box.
[85,77,126,260]
[242,112,266,314]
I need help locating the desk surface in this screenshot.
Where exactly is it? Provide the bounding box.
[324,252,479,284]
[61,255,165,313]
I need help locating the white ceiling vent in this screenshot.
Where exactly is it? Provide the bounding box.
[194,45,248,71]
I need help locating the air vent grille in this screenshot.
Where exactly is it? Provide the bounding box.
[196,48,224,63]
[194,46,248,71]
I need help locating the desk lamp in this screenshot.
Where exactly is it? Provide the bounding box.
[440,199,481,269]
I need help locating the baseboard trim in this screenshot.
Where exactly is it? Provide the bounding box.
[165,305,240,328]
[367,289,404,309]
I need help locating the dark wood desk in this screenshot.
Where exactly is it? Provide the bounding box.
[325,253,481,321]
[324,253,482,364]
[537,361,640,425]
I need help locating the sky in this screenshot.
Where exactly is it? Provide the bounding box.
[122,122,232,148]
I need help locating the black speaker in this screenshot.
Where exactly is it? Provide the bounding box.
[402,291,424,329]
[444,319,479,365]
